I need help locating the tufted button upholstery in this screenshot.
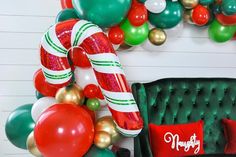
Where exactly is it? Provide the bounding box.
[132,78,236,157]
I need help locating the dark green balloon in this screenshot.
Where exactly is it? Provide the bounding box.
[199,0,214,5]
[72,0,131,28]
[148,0,183,29]
[5,104,35,149]
[221,0,236,15]
[208,20,235,43]
[120,19,149,46]
[56,9,78,23]
[137,0,146,3]
[85,145,115,157]
[35,90,44,99]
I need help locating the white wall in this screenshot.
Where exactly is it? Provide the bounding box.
[0,0,236,156]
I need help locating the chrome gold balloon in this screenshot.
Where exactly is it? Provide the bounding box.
[94,131,112,149]
[26,132,42,157]
[56,84,84,105]
[183,9,194,24]
[181,0,199,9]
[148,28,167,46]
[95,116,122,144]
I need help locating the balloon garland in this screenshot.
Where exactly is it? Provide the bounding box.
[5,0,236,156]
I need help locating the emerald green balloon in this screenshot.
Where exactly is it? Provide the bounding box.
[221,0,236,15]
[208,20,235,43]
[5,104,35,149]
[35,90,44,99]
[199,0,214,5]
[120,19,149,46]
[72,0,131,28]
[85,146,115,157]
[148,0,183,29]
[56,9,78,23]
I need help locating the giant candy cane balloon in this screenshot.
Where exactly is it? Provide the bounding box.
[40,19,143,136]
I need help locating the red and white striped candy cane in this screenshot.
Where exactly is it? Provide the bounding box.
[40,19,143,136]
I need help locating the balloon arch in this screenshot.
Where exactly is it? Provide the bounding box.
[5,0,236,157]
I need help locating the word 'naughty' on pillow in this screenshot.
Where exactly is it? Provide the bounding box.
[149,120,204,157]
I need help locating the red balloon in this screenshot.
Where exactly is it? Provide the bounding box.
[69,47,91,68]
[192,5,210,26]
[81,105,96,123]
[34,104,94,157]
[216,13,236,26]
[61,0,73,9]
[33,69,62,97]
[108,26,125,45]
[128,2,148,26]
[84,84,99,98]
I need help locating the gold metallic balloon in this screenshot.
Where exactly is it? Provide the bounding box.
[183,9,194,24]
[26,132,42,157]
[148,28,167,46]
[94,131,112,149]
[56,84,84,105]
[180,0,199,9]
[95,116,122,144]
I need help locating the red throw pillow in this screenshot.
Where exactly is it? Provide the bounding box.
[149,120,204,157]
[222,118,236,154]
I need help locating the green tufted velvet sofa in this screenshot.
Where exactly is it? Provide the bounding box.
[132,78,236,157]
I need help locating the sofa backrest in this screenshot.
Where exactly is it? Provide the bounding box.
[132,78,236,156]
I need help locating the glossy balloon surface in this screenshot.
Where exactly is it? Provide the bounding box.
[56,9,78,22]
[34,104,94,157]
[5,104,35,149]
[149,0,183,29]
[208,20,235,42]
[72,0,131,27]
[121,19,149,45]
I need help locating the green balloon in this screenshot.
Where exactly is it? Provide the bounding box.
[35,90,44,99]
[85,145,115,157]
[5,104,35,149]
[148,0,183,29]
[208,20,235,43]
[72,0,131,28]
[86,98,100,111]
[56,9,78,23]
[199,0,214,5]
[137,0,146,3]
[221,0,236,15]
[120,19,149,46]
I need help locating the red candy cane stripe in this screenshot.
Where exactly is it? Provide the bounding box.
[40,19,143,136]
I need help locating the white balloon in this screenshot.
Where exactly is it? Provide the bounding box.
[145,0,166,13]
[165,21,184,38]
[98,99,107,107]
[31,97,57,122]
[74,67,98,89]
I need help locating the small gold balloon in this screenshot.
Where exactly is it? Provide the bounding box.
[94,131,112,149]
[183,9,194,24]
[180,0,199,9]
[56,84,84,105]
[95,116,122,144]
[26,132,42,157]
[148,28,167,46]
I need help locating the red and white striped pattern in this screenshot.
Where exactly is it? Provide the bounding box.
[40,19,143,136]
